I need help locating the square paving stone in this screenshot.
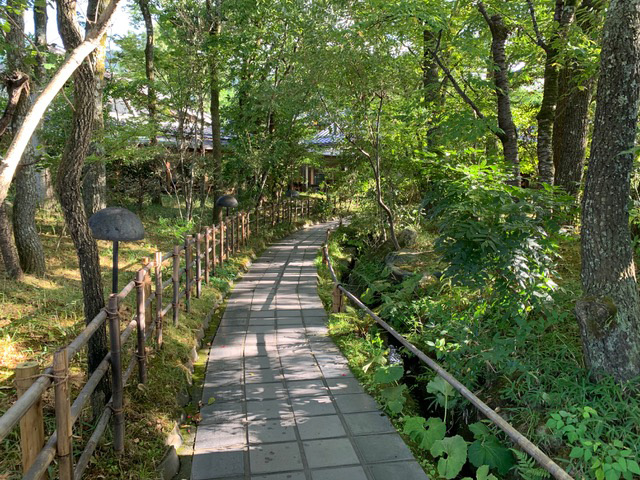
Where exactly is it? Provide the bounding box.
[286,380,328,397]
[291,396,336,417]
[248,418,297,444]
[209,345,245,360]
[252,472,306,480]
[246,382,288,401]
[246,398,293,421]
[282,367,324,382]
[245,343,278,356]
[202,384,244,404]
[245,355,281,370]
[319,364,353,379]
[205,369,243,387]
[326,377,364,396]
[195,422,246,451]
[277,318,305,325]
[354,434,415,463]
[199,401,245,425]
[334,393,379,414]
[246,369,284,384]
[343,412,395,436]
[368,461,429,480]
[311,466,368,480]
[249,441,303,474]
[191,449,245,479]
[296,415,347,440]
[302,438,359,469]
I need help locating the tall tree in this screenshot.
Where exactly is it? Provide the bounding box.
[206,0,223,222]
[477,2,520,184]
[527,0,576,186]
[575,0,640,381]
[552,0,602,196]
[137,0,157,143]
[56,0,110,405]
[10,0,47,276]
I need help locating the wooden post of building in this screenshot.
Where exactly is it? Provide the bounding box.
[185,235,193,313]
[53,349,73,480]
[107,294,124,454]
[172,245,180,329]
[155,251,164,350]
[135,269,147,384]
[195,233,202,299]
[204,228,210,284]
[212,226,218,275]
[15,362,45,478]
[332,286,344,313]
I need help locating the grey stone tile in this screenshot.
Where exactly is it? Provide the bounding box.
[202,384,244,404]
[326,377,365,396]
[245,355,281,371]
[343,412,396,436]
[248,418,297,444]
[246,398,293,421]
[249,442,303,474]
[334,393,379,414]
[252,473,306,480]
[246,382,288,401]
[205,368,243,387]
[291,395,336,417]
[311,466,368,480]
[199,401,245,425]
[191,449,245,479]
[302,438,359,469]
[195,421,246,451]
[286,380,328,397]
[296,415,347,440]
[246,369,284,384]
[368,461,429,480]
[354,434,415,463]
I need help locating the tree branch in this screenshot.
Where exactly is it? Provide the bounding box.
[526,0,548,49]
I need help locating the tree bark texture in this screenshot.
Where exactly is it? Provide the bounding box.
[138,0,157,144]
[82,0,108,216]
[7,0,46,276]
[56,0,110,403]
[552,0,601,196]
[577,0,640,381]
[478,3,520,183]
[0,202,22,279]
[207,0,223,224]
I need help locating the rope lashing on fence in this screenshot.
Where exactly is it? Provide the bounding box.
[322,230,574,480]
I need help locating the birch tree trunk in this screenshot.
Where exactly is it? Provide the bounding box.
[576,0,640,381]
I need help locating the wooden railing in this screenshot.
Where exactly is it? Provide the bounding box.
[0,196,316,480]
[322,229,574,480]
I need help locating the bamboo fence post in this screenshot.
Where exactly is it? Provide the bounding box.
[142,258,152,326]
[107,294,124,454]
[307,197,310,217]
[220,221,225,262]
[230,215,236,255]
[212,226,217,275]
[135,269,147,384]
[15,362,45,478]
[185,235,192,313]
[242,213,247,246]
[272,202,275,226]
[255,207,260,236]
[332,285,345,313]
[155,251,164,350]
[204,228,210,284]
[195,233,202,298]
[53,349,73,479]
[172,245,180,329]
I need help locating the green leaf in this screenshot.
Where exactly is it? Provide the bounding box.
[468,436,515,475]
[403,416,446,451]
[627,460,640,475]
[374,364,404,384]
[43,63,56,70]
[207,397,216,405]
[469,422,491,440]
[570,447,584,459]
[380,384,406,414]
[431,435,468,479]
[476,464,498,480]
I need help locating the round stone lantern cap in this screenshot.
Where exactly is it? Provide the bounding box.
[216,194,238,208]
[285,189,300,198]
[89,207,145,242]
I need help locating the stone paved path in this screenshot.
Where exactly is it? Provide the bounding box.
[191,223,429,480]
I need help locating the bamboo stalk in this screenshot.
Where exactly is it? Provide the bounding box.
[53,349,73,479]
[107,294,124,454]
[172,245,179,329]
[15,362,45,479]
[135,269,147,384]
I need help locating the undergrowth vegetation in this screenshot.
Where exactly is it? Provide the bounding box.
[318,163,640,480]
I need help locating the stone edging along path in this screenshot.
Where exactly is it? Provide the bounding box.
[190,222,429,480]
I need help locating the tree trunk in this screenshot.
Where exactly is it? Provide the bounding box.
[478,3,520,183]
[207,0,223,223]
[533,0,577,186]
[0,202,22,279]
[552,0,601,196]
[552,68,593,196]
[7,0,46,276]
[82,0,108,217]
[576,0,640,382]
[138,0,157,143]
[56,0,110,406]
